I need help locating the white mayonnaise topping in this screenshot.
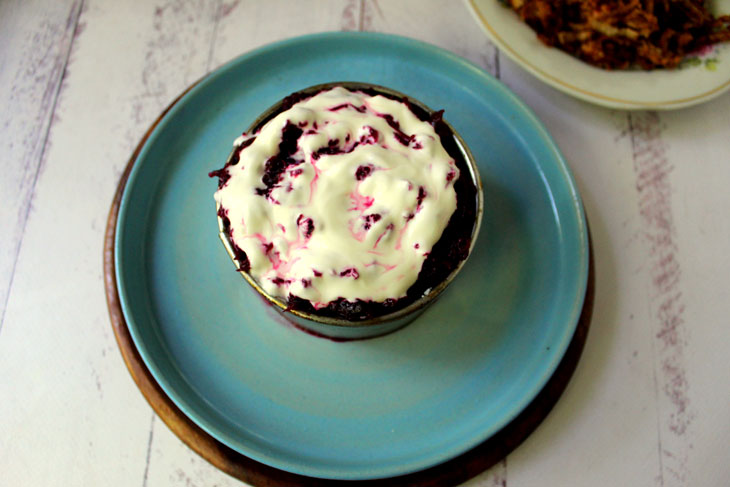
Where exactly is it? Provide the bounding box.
[214,86,459,307]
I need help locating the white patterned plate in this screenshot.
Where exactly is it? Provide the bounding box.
[467,0,730,109]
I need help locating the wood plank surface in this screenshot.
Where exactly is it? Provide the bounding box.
[1,1,729,486]
[0,0,80,328]
[0,1,220,485]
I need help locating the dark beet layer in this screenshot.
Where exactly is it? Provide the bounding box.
[255,122,303,199]
[210,86,478,321]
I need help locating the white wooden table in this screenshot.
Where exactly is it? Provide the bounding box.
[2,1,729,486]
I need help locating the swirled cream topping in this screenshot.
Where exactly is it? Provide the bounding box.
[214,86,459,307]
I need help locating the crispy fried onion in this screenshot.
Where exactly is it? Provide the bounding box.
[507,0,730,69]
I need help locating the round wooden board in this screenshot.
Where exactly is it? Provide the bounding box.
[104,87,595,487]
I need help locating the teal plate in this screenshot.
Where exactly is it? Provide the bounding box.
[115,32,588,480]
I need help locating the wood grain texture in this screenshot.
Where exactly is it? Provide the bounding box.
[361,0,500,78]
[0,0,81,329]
[628,111,691,487]
[0,1,221,485]
[209,0,362,70]
[658,97,730,487]
[103,95,595,484]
